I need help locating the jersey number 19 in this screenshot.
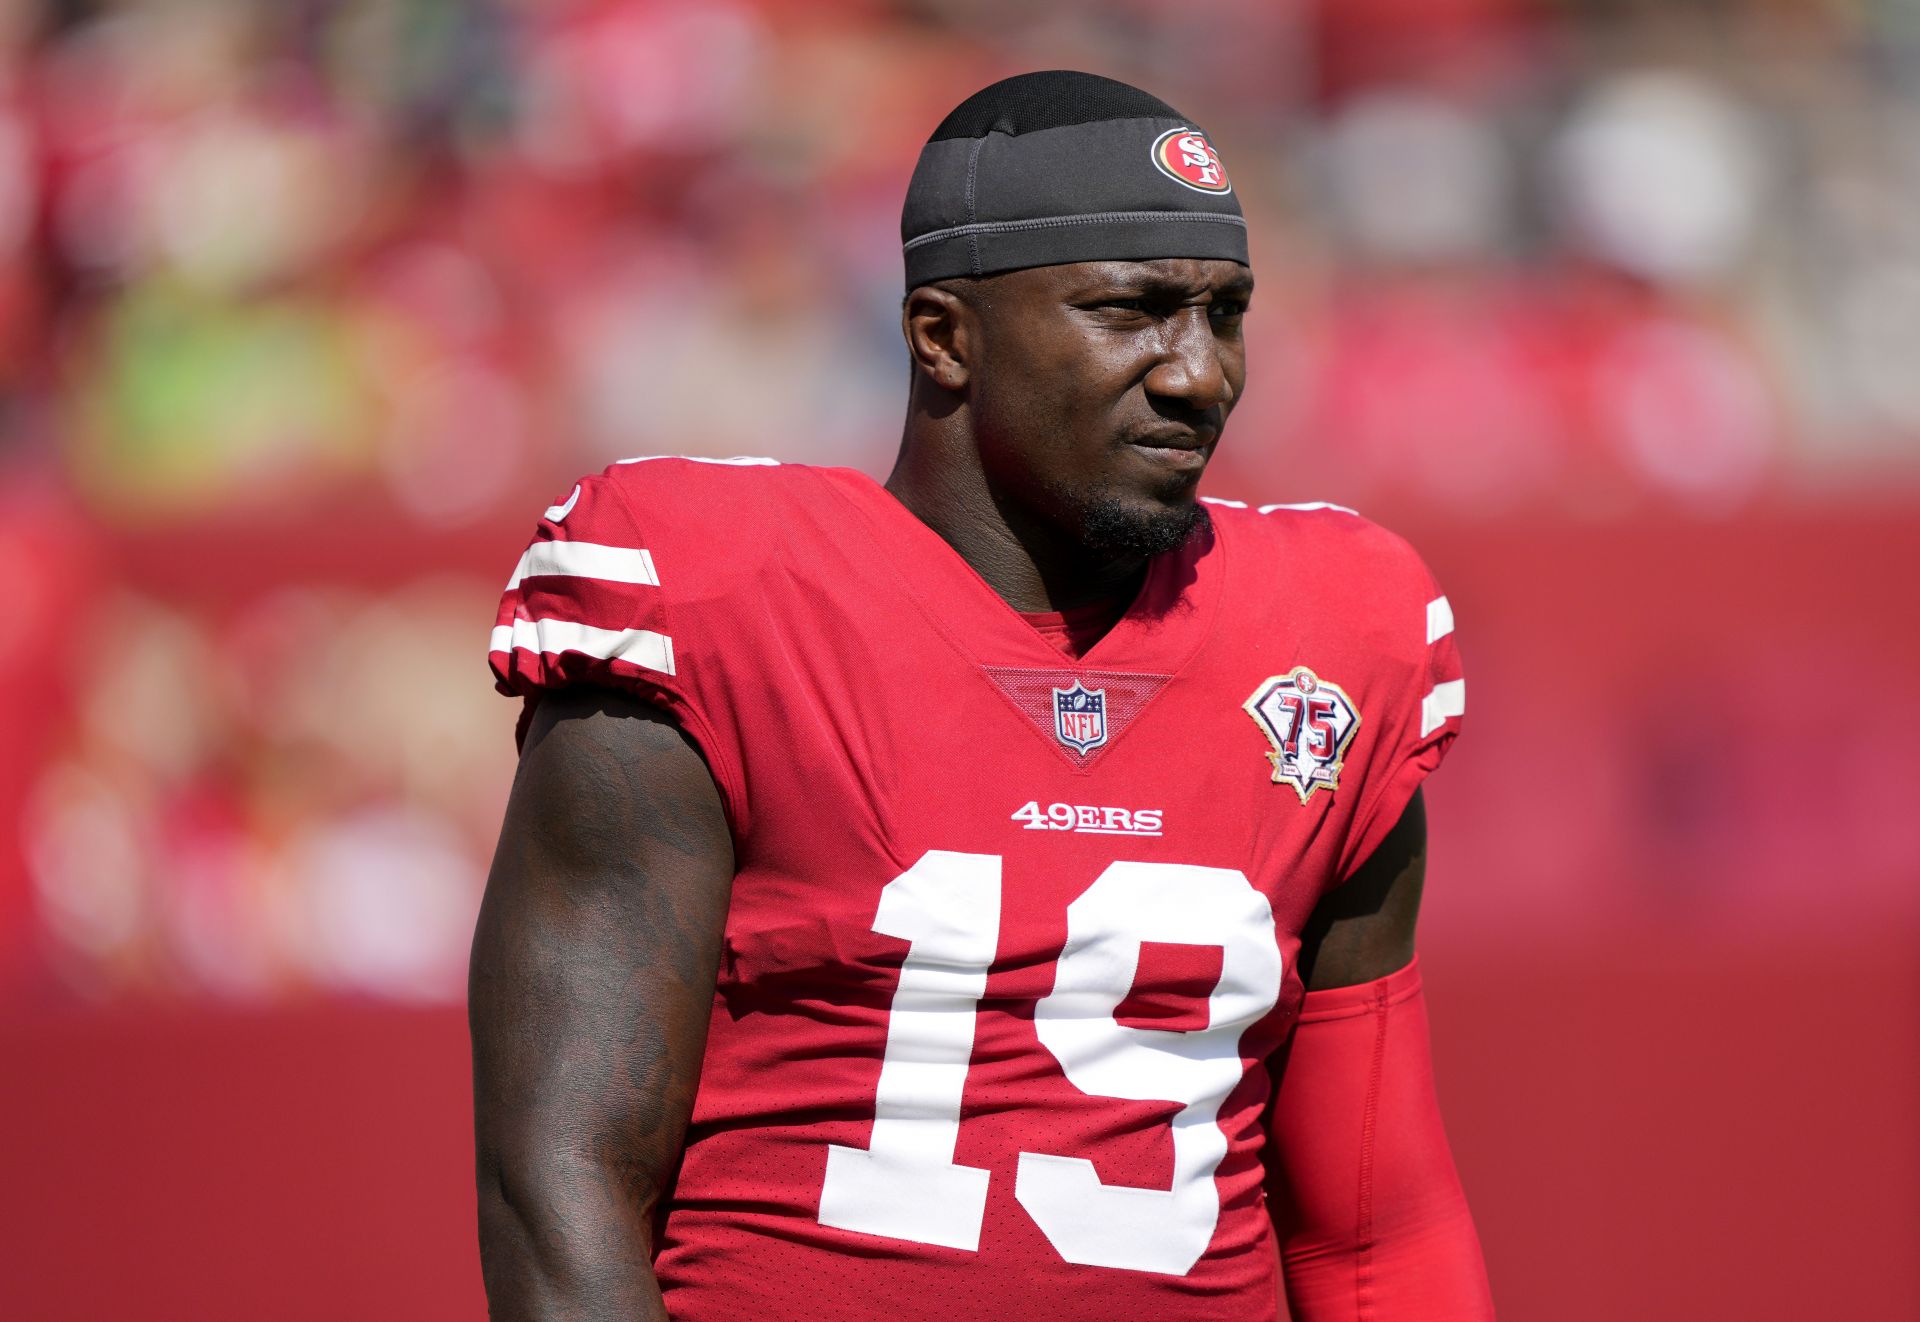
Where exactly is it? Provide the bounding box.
[817,850,1282,1276]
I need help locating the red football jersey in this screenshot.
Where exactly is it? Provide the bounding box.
[489,458,1465,1321]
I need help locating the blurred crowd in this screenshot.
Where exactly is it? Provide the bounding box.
[2,0,1916,1003]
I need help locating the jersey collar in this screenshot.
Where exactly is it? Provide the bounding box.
[827,469,1227,678]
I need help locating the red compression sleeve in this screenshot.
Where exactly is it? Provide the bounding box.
[1266,958,1493,1321]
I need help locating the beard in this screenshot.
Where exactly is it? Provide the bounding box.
[1073,490,1210,557]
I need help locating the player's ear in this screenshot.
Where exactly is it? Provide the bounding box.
[903,282,974,392]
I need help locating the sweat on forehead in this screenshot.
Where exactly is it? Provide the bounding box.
[901,70,1249,290]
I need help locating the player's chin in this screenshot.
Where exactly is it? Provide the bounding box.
[1075,485,1209,557]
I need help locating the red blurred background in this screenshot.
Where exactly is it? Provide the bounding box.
[0,1,1915,1318]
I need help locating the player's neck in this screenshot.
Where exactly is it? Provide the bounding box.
[886,434,1146,615]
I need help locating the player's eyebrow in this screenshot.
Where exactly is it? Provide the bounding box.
[1216,271,1255,299]
[1074,268,1254,303]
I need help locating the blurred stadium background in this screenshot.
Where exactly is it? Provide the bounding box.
[0,0,1915,1317]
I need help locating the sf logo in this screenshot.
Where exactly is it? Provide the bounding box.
[1176,133,1222,186]
[1150,127,1232,194]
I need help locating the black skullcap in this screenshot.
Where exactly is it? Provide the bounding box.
[902,70,1247,289]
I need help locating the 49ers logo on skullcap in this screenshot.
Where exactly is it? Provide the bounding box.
[1150,126,1232,194]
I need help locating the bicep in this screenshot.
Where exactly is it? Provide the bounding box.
[1296,788,1425,991]
[469,688,734,1279]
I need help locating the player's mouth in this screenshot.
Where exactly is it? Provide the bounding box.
[1125,430,1214,472]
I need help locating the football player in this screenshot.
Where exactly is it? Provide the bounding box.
[472,71,1492,1321]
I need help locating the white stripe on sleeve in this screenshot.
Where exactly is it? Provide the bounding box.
[491,618,676,677]
[506,541,660,590]
[1419,679,1466,738]
[1427,595,1455,644]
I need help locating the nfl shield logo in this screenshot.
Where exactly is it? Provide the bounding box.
[1052,682,1108,755]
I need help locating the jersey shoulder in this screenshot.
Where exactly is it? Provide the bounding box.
[489,456,833,700]
[1204,497,1465,877]
[1203,496,1448,655]
[593,453,813,553]
[578,454,870,597]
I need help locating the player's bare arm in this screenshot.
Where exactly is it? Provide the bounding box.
[1295,787,1428,992]
[1267,789,1494,1319]
[470,689,734,1321]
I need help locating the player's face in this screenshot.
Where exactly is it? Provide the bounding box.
[967,257,1251,556]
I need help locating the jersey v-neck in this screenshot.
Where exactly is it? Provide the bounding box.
[820,467,1227,677]
[1018,598,1130,661]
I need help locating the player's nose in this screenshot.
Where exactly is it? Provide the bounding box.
[1144,307,1234,416]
